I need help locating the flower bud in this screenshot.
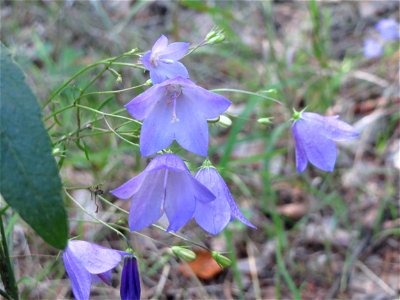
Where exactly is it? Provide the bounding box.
[263,88,278,98]
[207,34,225,45]
[205,28,225,45]
[120,256,141,300]
[205,30,218,41]
[257,117,273,125]
[218,115,232,127]
[211,251,232,268]
[171,246,196,262]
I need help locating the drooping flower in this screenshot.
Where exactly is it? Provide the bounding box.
[125,77,231,157]
[363,38,383,58]
[141,35,190,84]
[375,19,399,41]
[120,256,141,300]
[111,154,215,232]
[194,166,256,235]
[63,240,125,300]
[292,111,359,173]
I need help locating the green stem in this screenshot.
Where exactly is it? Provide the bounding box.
[0,215,19,300]
[0,289,12,300]
[95,195,210,251]
[211,88,284,105]
[64,189,129,248]
[43,49,139,108]
[224,229,244,300]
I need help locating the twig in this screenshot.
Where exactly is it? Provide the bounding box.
[247,242,262,300]
[355,260,397,296]
[326,236,370,300]
[151,264,170,299]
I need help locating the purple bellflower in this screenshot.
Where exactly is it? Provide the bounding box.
[141,35,190,84]
[375,19,400,41]
[63,240,125,300]
[125,77,231,157]
[363,38,383,58]
[111,154,215,232]
[120,255,141,300]
[194,166,256,235]
[292,111,359,173]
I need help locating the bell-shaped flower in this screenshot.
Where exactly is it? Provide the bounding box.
[375,19,399,41]
[120,255,141,300]
[63,240,125,300]
[292,111,359,173]
[141,35,190,84]
[110,154,215,232]
[363,38,383,58]
[194,166,256,235]
[125,77,231,157]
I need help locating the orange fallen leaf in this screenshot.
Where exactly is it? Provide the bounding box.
[277,202,307,219]
[178,250,223,280]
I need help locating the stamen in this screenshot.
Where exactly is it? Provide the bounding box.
[162,169,169,206]
[166,85,182,123]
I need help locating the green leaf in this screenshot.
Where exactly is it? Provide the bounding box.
[0,44,68,249]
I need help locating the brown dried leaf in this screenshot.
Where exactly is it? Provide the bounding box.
[178,250,222,280]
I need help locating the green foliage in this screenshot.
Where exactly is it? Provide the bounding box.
[0,44,68,249]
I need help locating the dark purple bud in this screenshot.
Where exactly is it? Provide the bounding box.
[120,256,141,300]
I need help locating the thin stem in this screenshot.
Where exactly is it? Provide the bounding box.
[0,289,11,300]
[44,104,75,122]
[0,215,19,300]
[43,49,139,108]
[64,189,129,247]
[109,62,145,70]
[211,88,284,105]
[224,229,244,300]
[96,195,210,251]
[75,65,110,143]
[103,116,139,148]
[81,82,148,97]
[75,104,140,124]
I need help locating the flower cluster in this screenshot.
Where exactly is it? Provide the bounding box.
[364,18,399,58]
[111,34,254,235]
[62,33,360,300]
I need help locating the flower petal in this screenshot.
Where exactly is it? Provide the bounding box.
[152,35,168,53]
[160,42,190,60]
[164,172,196,232]
[125,85,163,121]
[156,61,189,81]
[375,19,399,41]
[92,270,112,285]
[302,112,359,141]
[363,38,383,58]
[292,122,308,173]
[225,191,256,229]
[150,69,168,85]
[173,96,209,156]
[139,95,175,156]
[128,171,165,231]
[110,173,146,200]
[296,119,337,172]
[140,51,152,70]
[68,241,123,274]
[145,153,189,173]
[63,248,92,300]
[194,168,230,234]
[182,85,231,119]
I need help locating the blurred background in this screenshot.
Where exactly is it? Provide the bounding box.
[1,0,399,299]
